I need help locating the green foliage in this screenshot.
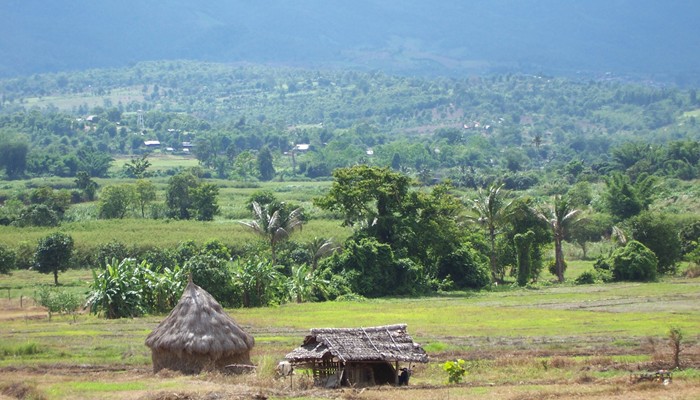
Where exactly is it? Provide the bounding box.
[98,184,135,219]
[123,154,151,178]
[133,179,156,218]
[514,231,535,286]
[35,285,82,320]
[442,359,467,384]
[183,254,235,306]
[326,237,419,297]
[668,326,683,369]
[574,270,597,285]
[240,201,303,263]
[232,256,285,307]
[165,170,219,220]
[437,245,491,290]
[469,183,513,282]
[35,232,74,285]
[627,211,683,274]
[0,243,16,274]
[534,195,581,283]
[257,146,275,181]
[0,140,29,179]
[86,257,185,318]
[610,240,658,282]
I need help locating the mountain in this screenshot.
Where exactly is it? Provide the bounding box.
[1,0,700,82]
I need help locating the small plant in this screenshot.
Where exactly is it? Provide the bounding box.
[443,358,467,384]
[35,285,82,321]
[669,326,683,369]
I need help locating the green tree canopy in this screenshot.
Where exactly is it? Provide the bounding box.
[35,232,74,285]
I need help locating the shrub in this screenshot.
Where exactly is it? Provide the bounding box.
[628,212,682,274]
[35,285,82,320]
[437,245,491,290]
[183,254,236,306]
[575,270,597,285]
[611,240,658,282]
[0,244,16,274]
[443,359,467,384]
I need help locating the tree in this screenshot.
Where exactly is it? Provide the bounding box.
[257,146,275,181]
[74,171,98,201]
[603,172,655,222]
[0,140,28,179]
[240,201,303,264]
[469,183,512,282]
[98,184,135,219]
[190,182,220,221]
[134,179,156,218]
[123,154,151,178]
[35,232,74,285]
[0,244,16,274]
[314,165,410,244]
[306,237,340,272]
[165,171,199,219]
[610,240,658,282]
[568,212,611,259]
[628,211,683,274]
[514,231,535,286]
[234,150,256,181]
[534,195,581,283]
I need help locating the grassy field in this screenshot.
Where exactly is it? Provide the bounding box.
[0,268,698,399]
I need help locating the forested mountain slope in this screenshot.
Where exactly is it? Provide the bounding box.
[1,1,700,83]
[0,61,699,187]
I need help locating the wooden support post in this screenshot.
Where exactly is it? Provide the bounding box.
[395,361,399,385]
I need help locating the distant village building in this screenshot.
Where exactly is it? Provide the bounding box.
[294,143,310,152]
[144,140,161,147]
[285,324,428,388]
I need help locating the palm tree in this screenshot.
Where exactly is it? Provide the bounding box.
[306,237,340,272]
[240,201,303,264]
[534,195,581,283]
[469,183,512,282]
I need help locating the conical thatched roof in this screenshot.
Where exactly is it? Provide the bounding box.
[145,279,254,362]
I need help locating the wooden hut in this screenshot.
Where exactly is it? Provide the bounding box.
[285,324,428,387]
[145,278,255,374]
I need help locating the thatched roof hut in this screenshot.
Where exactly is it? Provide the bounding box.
[145,279,255,374]
[285,324,427,387]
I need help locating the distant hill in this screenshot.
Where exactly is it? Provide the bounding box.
[2,1,700,83]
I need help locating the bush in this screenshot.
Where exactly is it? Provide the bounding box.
[611,240,658,282]
[183,254,236,306]
[443,359,467,384]
[35,285,82,320]
[0,244,16,274]
[437,245,491,290]
[628,212,682,274]
[574,270,597,285]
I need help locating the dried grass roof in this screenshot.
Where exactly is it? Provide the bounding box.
[285,324,428,363]
[145,279,254,358]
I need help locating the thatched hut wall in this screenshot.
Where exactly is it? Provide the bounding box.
[151,349,252,375]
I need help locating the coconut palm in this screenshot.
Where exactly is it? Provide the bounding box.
[534,195,581,283]
[306,237,340,271]
[469,183,512,282]
[240,201,303,264]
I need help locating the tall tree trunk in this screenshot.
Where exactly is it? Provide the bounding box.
[555,235,564,283]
